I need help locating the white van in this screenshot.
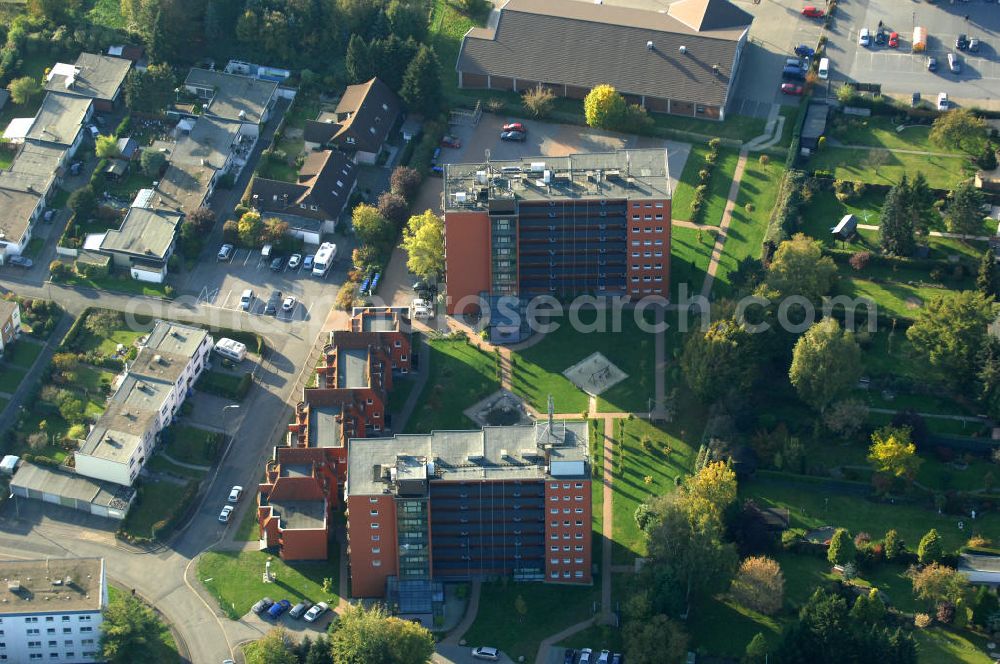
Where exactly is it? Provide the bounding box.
[214,338,247,362]
[818,57,830,80]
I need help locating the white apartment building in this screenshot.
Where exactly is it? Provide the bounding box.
[74,320,213,486]
[0,557,106,663]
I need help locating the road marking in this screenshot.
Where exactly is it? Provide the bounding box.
[242,250,253,267]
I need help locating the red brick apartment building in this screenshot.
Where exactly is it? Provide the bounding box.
[258,307,412,561]
[442,149,672,343]
[345,420,592,598]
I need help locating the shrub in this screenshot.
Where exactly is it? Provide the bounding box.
[336,282,359,311]
[850,251,872,271]
[745,203,755,213]
[729,556,785,615]
[914,613,932,628]
[758,154,770,165]
[521,83,556,118]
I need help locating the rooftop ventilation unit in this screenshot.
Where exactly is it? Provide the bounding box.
[646,41,654,50]
[679,45,687,54]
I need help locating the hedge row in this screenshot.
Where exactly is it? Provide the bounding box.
[764,169,808,246]
[689,138,722,223]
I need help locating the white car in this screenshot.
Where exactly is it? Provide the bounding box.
[598,650,611,664]
[228,486,243,503]
[937,92,949,111]
[858,27,870,47]
[288,253,302,270]
[580,649,594,664]
[239,289,253,311]
[282,296,296,312]
[303,601,330,622]
[218,505,234,523]
[471,646,500,661]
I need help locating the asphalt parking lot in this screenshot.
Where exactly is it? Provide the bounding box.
[185,239,357,323]
[830,0,1000,104]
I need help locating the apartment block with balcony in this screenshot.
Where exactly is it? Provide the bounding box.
[442,149,671,343]
[344,420,591,599]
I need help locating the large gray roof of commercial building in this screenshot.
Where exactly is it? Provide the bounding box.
[311,404,344,448]
[184,68,278,124]
[339,348,368,388]
[457,0,750,109]
[346,421,589,495]
[46,53,131,102]
[0,555,105,615]
[9,462,134,511]
[100,206,181,261]
[444,148,670,211]
[269,499,326,530]
[0,186,41,246]
[144,319,209,358]
[26,93,92,146]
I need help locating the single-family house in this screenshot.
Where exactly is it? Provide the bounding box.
[0,300,21,355]
[183,68,279,137]
[45,53,132,113]
[302,78,400,164]
[98,206,182,283]
[248,150,357,242]
[25,92,93,156]
[455,0,753,121]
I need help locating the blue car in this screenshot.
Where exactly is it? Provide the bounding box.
[794,44,815,58]
[267,599,291,619]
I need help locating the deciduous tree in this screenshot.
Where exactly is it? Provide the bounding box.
[931,107,988,154]
[868,426,922,481]
[390,165,421,201]
[99,595,163,664]
[330,603,434,664]
[95,135,120,159]
[584,84,627,129]
[765,233,837,300]
[401,209,444,279]
[623,614,688,664]
[680,318,759,403]
[140,149,167,177]
[823,399,869,439]
[377,191,409,226]
[730,556,785,615]
[84,310,123,339]
[910,562,969,606]
[790,319,862,413]
[906,290,994,389]
[6,76,41,105]
[245,627,296,664]
[237,211,263,248]
[352,204,393,246]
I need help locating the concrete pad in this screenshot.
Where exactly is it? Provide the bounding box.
[463,389,534,427]
[562,351,627,397]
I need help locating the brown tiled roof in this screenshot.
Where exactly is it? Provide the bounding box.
[457,0,751,108]
[250,150,356,221]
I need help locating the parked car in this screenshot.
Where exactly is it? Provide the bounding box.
[580,649,594,664]
[471,647,500,661]
[270,255,285,271]
[801,5,824,17]
[288,253,302,270]
[794,44,815,57]
[288,600,312,619]
[267,599,292,619]
[218,505,234,522]
[927,56,938,72]
[265,291,281,316]
[217,244,234,261]
[564,648,578,664]
[87,124,100,139]
[784,57,807,69]
[228,486,243,502]
[440,135,462,148]
[251,597,274,614]
[598,651,611,664]
[969,37,981,53]
[610,654,623,664]
[500,130,526,142]
[7,255,32,268]
[948,52,962,74]
[858,27,870,47]
[239,289,253,311]
[888,31,899,48]
[911,92,921,107]
[502,122,526,133]
[781,65,805,81]
[780,83,804,95]
[303,601,329,622]
[281,296,296,312]
[302,255,314,271]
[937,92,949,111]
[957,33,969,51]
[875,28,887,46]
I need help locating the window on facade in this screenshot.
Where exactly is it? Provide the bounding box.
[79,627,92,633]
[372,560,381,567]
[370,509,378,515]
[575,571,584,578]
[372,547,380,554]
[371,523,379,529]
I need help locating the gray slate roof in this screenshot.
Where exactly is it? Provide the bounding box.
[457,0,751,108]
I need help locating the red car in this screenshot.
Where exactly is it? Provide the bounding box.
[801,5,824,17]
[781,83,804,95]
[888,31,899,48]
[440,135,461,149]
[502,122,525,133]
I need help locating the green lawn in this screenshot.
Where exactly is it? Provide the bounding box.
[510,309,657,414]
[713,157,784,295]
[87,0,127,29]
[4,338,43,369]
[687,592,783,658]
[808,147,973,189]
[198,547,340,619]
[167,425,222,467]
[462,581,602,661]
[671,146,740,225]
[828,116,957,153]
[0,366,28,393]
[107,586,180,664]
[74,363,116,393]
[22,236,44,259]
[285,94,324,129]
[405,338,499,432]
[234,502,261,542]
[835,273,968,321]
[742,475,1000,552]
[145,453,208,481]
[653,112,767,142]
[196,369,251,400]
[388,373,418,414]
[72,317,145,355]
[103,169,155,201]
[915,626,994,664]
[63,272,173,298]
[430,0,483,103]
[670,225,714,300]
[558,623,624,654]
[119,479,195,539]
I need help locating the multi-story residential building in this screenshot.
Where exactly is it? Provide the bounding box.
[302,77,401,164]
[344,420,592,598]
[258,307,412,561]
[0,557,106,663]
[74,321,212,486]
[0,300,20,355]
[443,149,671,342]
[183,68,279,138]
[45,53,132,113]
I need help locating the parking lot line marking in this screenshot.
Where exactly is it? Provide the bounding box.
[243,251,253,267]
[222,289,233,309]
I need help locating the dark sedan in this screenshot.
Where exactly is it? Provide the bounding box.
[500,130,526,142]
